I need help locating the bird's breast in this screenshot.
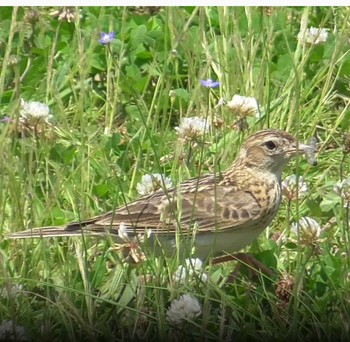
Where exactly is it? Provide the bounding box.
[251,178,281,225]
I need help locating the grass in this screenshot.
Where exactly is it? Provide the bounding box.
[1,5,350,341]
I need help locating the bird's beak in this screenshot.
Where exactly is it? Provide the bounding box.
[289,143,309,155]
[298,143,312,153]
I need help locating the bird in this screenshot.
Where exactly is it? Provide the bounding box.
[7,129,313,261]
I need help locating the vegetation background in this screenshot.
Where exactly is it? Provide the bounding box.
[1,6,350,341]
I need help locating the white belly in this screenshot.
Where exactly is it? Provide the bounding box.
[150,226,265,259]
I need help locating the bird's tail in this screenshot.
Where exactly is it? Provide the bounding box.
[7,226,88,239]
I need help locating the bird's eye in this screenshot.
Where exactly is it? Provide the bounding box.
[265,141,277,150]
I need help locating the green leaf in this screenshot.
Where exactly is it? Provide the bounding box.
[319,193,341,212]
[129,25,147,48]
[285,242,298,249]
[111,133,121,149]
[339,59,350,77]
[104,133,121,155]
[256,249,277,269]
[136,50,153,60]
[210,268,223,284]
[50,207,66,225]
[94,183,109,197]
[309,45,325,63]
[90,55,106,71]
[174,88,190,101]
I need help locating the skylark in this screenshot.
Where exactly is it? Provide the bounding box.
[8,129,313,259]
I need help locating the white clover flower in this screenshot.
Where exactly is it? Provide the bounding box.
[334,178,350,207]
[226,95,259,118]
[297,27,329,45]
[20,99,51,124]
[49,7,77,23]
[136,173,172,196]
[0,320,28,341]
[118,223,130,242]
[0,284,23,298]
[114,224,152,264]
[173,265,188,283]
[291,217,321,245]
[282,175,309,201]
[173,258,208,283]
[185,258,203,270]
[166,294,202,325]
[175,117,210,141]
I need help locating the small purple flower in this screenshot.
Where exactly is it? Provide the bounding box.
[200,78,220,88]
[0,116,11,123]
[99,32,115,45]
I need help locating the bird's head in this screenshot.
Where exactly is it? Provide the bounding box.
[236,129,314,179]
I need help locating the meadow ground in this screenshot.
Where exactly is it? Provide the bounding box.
[1,6,350,341]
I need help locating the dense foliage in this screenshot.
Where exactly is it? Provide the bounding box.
[1,6,350,341]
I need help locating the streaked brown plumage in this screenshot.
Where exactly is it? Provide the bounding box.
[7,129,313,259]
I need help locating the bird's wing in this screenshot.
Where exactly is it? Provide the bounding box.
[8,175,263,238]
[73,177,263,235]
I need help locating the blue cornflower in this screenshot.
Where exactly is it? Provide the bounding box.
[99,32,115,45]
[200,78,220,88]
